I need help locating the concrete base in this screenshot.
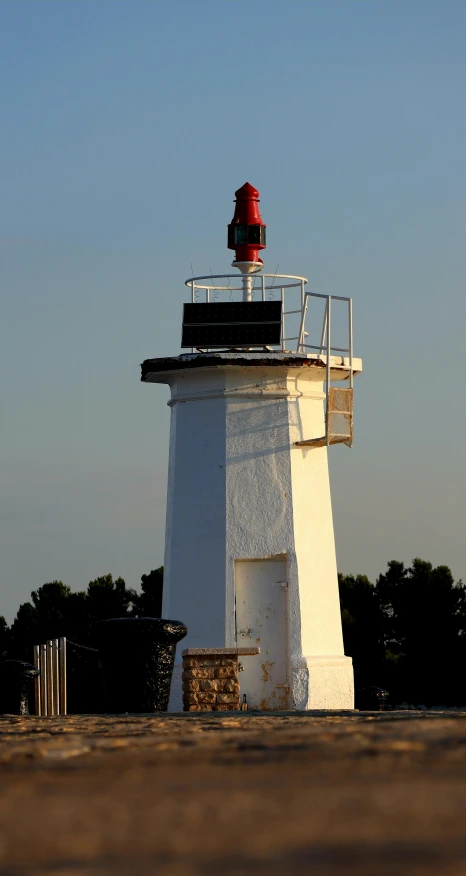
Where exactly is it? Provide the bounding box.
[305,655,354,710]
[291,655,354,710]
[170,655,354,713]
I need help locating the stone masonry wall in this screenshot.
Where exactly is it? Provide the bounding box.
[182,654,240,712]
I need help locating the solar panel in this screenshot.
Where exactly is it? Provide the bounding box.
[181,301,282,348]
[183,301,281,325]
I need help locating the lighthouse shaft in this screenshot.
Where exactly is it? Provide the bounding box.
[143,353,358,712]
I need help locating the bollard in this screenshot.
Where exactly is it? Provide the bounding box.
[92,617,187,713]
[0,661,40,715]
[355,686,390,711]
[33,639,67,716]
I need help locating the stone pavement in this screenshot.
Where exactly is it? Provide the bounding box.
[1,711,466,875]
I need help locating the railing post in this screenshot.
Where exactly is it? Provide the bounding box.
[59,637,67,716]
[319,306,328,357]
[46,641,54,715]
[349,297,353,391]
[52,639,60,716]
[326,297,332,447]
[191,280,195,353]
[33,645,41,716]
[281,288,285,351]
[297,294,308,353]
[206,286,210,352]
[298,279,305,352]
[40,643,47,716]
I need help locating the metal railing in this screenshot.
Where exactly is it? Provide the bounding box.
[295,293,353,448]
[184,273,352,360]
[298,291,353,386]
[184,273,355,449]
[185,273,307,353]
[33,638,67,716]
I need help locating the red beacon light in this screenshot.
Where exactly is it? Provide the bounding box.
[227,182,266,276]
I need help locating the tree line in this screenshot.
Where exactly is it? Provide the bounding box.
[0,569,163,713]
[339,558,466,706]
[1,558,465,709]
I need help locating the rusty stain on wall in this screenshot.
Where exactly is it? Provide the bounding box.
[261,661,274,684]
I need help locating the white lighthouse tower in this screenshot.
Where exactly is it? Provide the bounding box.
[142,183,362,711]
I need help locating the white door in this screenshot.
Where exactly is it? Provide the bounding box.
[235,558,289,711]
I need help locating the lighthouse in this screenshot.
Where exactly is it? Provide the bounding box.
[141,183,362,711]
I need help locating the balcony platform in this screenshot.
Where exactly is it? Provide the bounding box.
[141,350,363,382]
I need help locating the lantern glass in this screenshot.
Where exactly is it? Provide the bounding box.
[247,225,261,244]
[235,225,248,244]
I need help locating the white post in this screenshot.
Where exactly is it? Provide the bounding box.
[52,639,60,716]
[46,641,54,715]
[40,643,47,716]
[191,280,195,353]
[297,293,308,353]
[33,645,41,716]
[349,298,353,390]
[281,288,285,351]
[326,297,332,447]
[242,274,253,302]
[59,637,67,716]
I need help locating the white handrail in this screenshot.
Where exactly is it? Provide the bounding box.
[185,272,308,292]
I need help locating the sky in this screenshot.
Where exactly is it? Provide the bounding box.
[1,0,466,622]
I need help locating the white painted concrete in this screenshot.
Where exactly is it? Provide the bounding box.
[145,352,361,711]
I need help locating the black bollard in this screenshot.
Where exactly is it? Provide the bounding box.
[92,617,187,713]
[355,686,390,711]
[0,661,40,715]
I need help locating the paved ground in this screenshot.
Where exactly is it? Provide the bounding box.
[1,711,466,875]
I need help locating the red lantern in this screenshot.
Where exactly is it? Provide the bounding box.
[227,182,266,266]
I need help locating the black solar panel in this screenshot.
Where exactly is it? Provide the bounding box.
[183,301,281,325]
[181,301,282,348]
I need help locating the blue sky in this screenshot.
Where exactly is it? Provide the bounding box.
[1,0,466,621]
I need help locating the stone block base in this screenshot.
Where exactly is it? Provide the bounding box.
[182,653,240,711]
[180,648,260,712]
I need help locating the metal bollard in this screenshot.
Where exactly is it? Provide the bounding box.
[33,638,67,716]
[92,617,187,713]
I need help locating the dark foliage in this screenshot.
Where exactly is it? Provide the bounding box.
[0,616,8,658]
[131,568,163,618]
[376,558,466,705]
[2,570,164,713]
[340,558,466,706]
[338,573,385,688]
